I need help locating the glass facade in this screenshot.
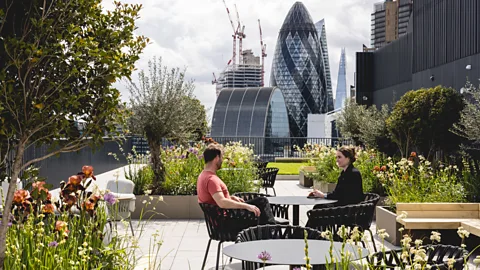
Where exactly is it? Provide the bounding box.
[334,48,347,110]
[315,19,334,112]
[210,87,289,138]
[270,2,328,138]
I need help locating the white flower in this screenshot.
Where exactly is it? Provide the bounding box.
[447,258,455,268]
[337,225,350,239]
[396,211,408,222]
[430,231,441,243]
[457,227,470,239]
[377,229,389,240]
[144,190,152,195]
[473,255,480,265]
[414,239,423,246]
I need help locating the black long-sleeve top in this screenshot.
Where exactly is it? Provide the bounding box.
[327,164,364,206]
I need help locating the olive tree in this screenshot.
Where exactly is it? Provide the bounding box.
[127,57,207,192]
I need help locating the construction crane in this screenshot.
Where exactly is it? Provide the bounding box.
[212,72,218,85]
[258,19,267,87]
[234,4,246,65]
[223,0,238,65]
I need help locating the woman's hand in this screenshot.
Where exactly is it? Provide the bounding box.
[308,189,325,198]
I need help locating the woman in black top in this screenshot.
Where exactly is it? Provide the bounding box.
[308,146,364,206]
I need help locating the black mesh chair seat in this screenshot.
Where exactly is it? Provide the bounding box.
[306,202,378,252]
[199,203,259,270]
[367,244,468,270]
[258,167,279,196]
[233,192,290,225]
[236,224,325,270]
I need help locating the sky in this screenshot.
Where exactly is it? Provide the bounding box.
[103,0,380,121]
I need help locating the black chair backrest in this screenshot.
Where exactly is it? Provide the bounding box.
[254,161,268,170]
[361,192,380,227]
[259,167,279,188]
[232,192,289,219]
[199,203,259,242]
[306,203,374,238]
[368,244,468,270]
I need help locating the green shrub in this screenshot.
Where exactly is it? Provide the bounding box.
[125,165,153,195]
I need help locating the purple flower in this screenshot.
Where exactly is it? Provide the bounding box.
[169,146,174,150]
[180,155,186,159]
[0,220,12,227]
[188,147,194,153]
[293,268,301,270]
[48,241,58,247]
[104,192,117,205]
[257,250,271,261]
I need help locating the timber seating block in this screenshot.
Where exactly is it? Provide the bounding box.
[395,203,480,236]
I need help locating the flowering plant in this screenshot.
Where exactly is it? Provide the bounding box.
[4,165,125,269]
[375,153,466,208]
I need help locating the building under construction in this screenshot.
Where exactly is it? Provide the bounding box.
[215,50,262,96]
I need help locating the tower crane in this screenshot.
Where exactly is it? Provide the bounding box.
[222,0,238,65]
[258,19,267,87]
[234,4,246,65]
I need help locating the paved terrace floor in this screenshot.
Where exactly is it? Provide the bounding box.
[95,166,477,270]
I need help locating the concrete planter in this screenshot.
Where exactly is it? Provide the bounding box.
[375,206,401,245]
[313,181,337,192]
[131,195,204,220]
[298,171,313,187]
[276,175,299,181]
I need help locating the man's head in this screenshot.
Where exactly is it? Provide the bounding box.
[203,143,224,170]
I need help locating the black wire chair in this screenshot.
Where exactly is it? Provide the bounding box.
[313,192,380,210]
[254,161,268,170]
[306,202,378,252]
[258,167,279,196]
[199,203,259,270]
[236,224,325,270]
[367,244,468,270]
[233,192,290,225]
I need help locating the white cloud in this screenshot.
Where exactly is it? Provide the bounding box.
[107,0,379,121]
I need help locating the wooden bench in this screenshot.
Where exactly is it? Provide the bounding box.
[396,203,480,235]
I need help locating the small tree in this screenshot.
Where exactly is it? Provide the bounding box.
[386,86,465,158]
[357,104,394,152]
[0,0,147,265]
[336,99,367,145]
[452,80,480,148]
[127,57,206,192]
[184,96,209,142]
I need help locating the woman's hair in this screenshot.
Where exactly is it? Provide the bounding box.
[203,143,224,163]
[338,146,356,163]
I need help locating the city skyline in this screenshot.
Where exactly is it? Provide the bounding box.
[103,0,378,121]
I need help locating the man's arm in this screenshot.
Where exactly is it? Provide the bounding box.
[212,192,260,216]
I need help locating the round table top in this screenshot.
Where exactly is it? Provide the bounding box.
[267,196,337,206]
[223,239,368,265]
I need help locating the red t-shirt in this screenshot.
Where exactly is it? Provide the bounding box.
[197,170,230,205]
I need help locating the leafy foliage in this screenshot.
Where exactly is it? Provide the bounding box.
[127,57,207,191]
[452,80,480,148]
[386,86,465,158]
[0,0,147,262]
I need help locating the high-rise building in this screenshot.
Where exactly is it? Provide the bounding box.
[270,2,328,137]
[371,0,413,49]
[215,50,262,97]
[315,19,334,112]
[334,48,347,110]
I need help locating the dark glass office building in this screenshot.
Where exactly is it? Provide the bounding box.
[210,87,289,138]
[357,0,480,108]
[270,2,328,138]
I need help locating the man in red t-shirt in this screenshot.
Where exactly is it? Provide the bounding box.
[197,143,275,224]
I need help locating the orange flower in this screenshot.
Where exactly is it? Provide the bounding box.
[82,165,96,180]
[373,166,381,172]
[88,195,101,205]
[63,194,77,206]
[13,190,30,205]
[410,152,417,158]
[32,181,49,194]
[230,161,237,168]
[55,221,67,232]
[43,203,55,214]
[381,166,387,172]
[67,175,82,186]
[83,200,96,212]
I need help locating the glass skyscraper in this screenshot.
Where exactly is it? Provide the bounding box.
[334,48,347,110]
[315,19,334,112]
[270,2,328,138]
